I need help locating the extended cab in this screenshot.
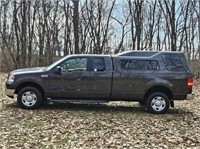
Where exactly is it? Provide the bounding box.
[5,51,194,114]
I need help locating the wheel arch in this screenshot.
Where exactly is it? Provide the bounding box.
[144,85,173,101]
[15,82,45,97]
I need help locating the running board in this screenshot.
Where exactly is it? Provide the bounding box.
[47,99,109,103]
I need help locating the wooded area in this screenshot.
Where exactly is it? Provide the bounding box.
[0,0,200,72]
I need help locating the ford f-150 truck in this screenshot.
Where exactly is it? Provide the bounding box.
[5,51,194,114]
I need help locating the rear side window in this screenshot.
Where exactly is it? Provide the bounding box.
[120,59,159,71]
[93,57,106,71]
[162,54,184,71]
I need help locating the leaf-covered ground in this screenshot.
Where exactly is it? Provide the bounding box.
[0,73,200,148]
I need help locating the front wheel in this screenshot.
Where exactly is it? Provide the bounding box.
[17,87,43,109]
[146,92,170,114]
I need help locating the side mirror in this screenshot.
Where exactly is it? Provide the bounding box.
[55,66,61,74]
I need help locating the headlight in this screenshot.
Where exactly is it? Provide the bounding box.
[7,74,15,83]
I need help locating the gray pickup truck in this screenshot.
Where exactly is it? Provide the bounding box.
[5,51,193,114]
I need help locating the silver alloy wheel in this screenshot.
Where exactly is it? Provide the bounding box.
[21,91,37,107]
[151,96,166,112]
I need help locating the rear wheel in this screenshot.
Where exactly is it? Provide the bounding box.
[17,87,43,109]
[146,92,169,114]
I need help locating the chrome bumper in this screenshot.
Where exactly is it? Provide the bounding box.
[5,89,15,98]
[186,94,195,100]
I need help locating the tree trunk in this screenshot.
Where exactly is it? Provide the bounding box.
[72,0,79,54]
[21,0,27,67]
[171,0,176,51]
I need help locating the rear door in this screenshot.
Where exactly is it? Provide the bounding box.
[89,57,113,99]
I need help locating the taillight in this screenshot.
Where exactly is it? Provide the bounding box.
[187,78,193,89]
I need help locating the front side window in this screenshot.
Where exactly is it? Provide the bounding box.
[162,54,184,71]
[61,57,87,73]
[120,59,159,71]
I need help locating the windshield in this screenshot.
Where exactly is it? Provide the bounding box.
[46,55,70,70]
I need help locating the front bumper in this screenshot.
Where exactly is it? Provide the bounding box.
[5,89,15,98]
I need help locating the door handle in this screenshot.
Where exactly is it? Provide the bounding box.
[82,76,89,80]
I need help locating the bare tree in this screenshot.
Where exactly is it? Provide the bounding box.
[72,0,79,54]
[83,0,116,54]
[0,0,9,69]
[27,1,38,66]
[128,0,144,50]
[159,0,176,51]
[147,0,157,50]
[62,0,73,55]
[21,0,27,67]
[111,9,130,53]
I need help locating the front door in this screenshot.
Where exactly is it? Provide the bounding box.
[49,57,90,99]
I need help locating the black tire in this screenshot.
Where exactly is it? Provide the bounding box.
[17,87,43,109]
[146,92,170,114]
